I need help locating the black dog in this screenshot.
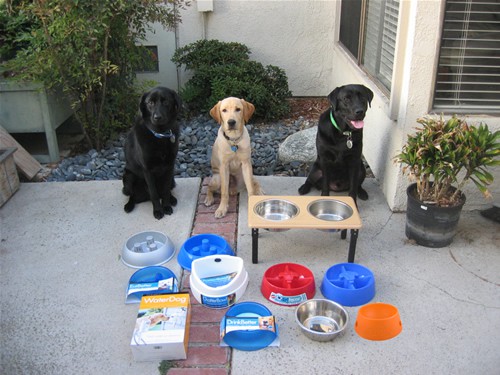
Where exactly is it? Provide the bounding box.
[122,86,182,219]
[298,84,373,204]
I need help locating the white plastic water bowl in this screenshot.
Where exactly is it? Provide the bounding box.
[190,255,249,309]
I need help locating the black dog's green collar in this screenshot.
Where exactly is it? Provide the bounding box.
[330,109,353,149]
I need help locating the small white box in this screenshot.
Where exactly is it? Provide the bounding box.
[197,0,213,12]
[130,293,191,361]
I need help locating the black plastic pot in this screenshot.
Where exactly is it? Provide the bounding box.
[405,183,466,247]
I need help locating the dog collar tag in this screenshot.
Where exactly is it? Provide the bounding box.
[344,131,353,149]
[223,132,241,152]
[170,135,176,143]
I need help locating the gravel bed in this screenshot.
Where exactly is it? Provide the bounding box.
[46,115,312,182]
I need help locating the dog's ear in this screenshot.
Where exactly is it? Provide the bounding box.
[328,87,342,110]
[360,85,374,108]
[139,92,150,118]
[210,101,222,124]
[241,99,255,123]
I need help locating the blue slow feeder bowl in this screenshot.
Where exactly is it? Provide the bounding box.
[126,266,178,303]
[178,234,234,271]
[320,263,375,307]
[221,302,278,351]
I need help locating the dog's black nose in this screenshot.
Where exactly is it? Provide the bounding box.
[355,109,364,116]
[227,119,236,128]
[154,113,162,121]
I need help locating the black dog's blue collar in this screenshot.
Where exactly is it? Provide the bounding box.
[149,128,176,143]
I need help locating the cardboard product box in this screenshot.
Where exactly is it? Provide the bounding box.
[130,293,191,361]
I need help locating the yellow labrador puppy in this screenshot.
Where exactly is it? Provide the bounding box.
[204,97,263,218]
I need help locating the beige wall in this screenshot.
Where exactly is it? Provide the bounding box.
[165,0,500,211]
[177,0,336,96]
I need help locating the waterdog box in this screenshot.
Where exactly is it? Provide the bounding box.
[130,293,191,361]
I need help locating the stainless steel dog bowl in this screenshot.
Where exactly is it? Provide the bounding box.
[307,199,353,222]
[295,299,349,342]
[253,199,299,232]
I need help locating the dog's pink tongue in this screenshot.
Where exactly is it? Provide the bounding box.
[350,120,364,129]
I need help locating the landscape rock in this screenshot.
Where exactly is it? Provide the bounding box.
[278,126,317,163]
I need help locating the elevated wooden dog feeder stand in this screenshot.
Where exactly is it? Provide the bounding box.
[248,195,362,264]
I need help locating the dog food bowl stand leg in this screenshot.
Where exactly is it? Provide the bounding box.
[347,229,359,263]
[341,229,347,239]
[251,228,358,264]
[252,228,259,264]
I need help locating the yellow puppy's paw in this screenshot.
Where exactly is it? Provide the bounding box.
[248,186,264,196]
[253,181,264,195]
[204,196,214,207]
[214,207,227,218]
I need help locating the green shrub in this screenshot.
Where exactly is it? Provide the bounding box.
[172,39,291,120]
[1,0,188,149]
[0,1,39,63]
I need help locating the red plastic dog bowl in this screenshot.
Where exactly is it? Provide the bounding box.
[261,263,315,306]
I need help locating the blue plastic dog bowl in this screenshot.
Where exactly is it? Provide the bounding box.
[320,263,375,307]
[178,234,234,271]
[126,266,178,303]
[221,302,278,351]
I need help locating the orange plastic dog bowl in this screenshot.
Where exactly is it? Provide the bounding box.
[355,303,402,341]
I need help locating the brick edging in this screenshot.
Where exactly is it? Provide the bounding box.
[168,177,238,375]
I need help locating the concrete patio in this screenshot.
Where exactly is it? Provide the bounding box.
[1,177,499,375]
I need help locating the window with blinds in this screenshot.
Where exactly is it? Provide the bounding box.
[433,0,500,112]
[339,0,400,93]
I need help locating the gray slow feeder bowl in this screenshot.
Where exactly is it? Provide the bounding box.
[122,231,175,268]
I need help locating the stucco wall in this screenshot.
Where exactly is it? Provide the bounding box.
[177,0,335,97]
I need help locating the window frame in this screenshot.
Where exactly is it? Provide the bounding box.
[432,0,500,114]
[134,45,160,74]
[338,0,400,97]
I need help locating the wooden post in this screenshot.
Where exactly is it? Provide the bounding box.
[0,124,42,180]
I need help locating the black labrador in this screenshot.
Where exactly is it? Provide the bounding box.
[298,84,373,204]
[122,86,182,219]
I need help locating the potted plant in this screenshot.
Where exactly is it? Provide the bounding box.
[395,115,500,247]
